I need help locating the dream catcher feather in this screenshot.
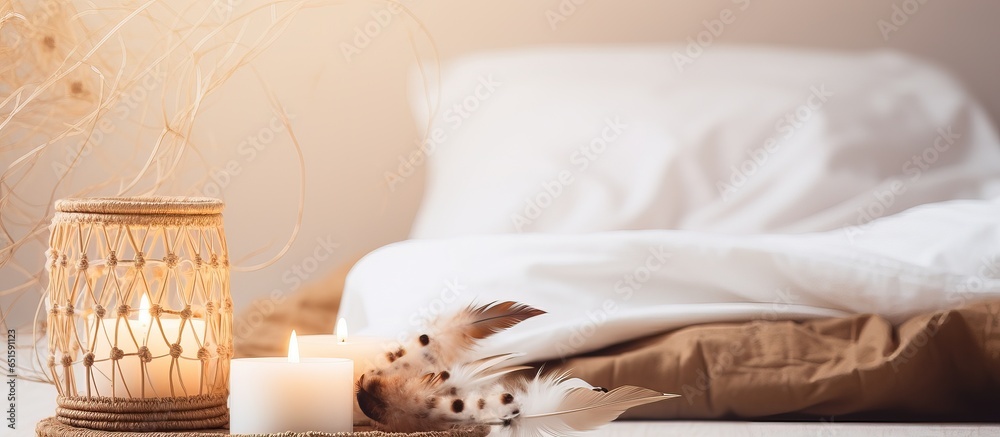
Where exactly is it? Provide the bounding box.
[356,301,678,435]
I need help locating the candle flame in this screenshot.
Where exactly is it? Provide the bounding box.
[288,330,300,363]
[336,318,348,343]
[138,294,151,326]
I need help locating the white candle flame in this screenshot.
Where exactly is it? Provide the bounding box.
[335,318,348,343]
[288,330,300,363]
[138,294,151,327]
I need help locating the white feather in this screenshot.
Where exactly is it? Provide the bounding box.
[443,353,530,394]
[500,373,678,437]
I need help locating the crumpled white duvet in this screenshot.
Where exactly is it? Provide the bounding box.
[339,198,1000,363]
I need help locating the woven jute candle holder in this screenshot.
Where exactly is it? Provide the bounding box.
[45,197,232,431]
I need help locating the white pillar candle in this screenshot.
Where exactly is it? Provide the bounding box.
[91,295,206,398]
[297,319,392,382]
[230,331,353,434]
[298,319,393,423]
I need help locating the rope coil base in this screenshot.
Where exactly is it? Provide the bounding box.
[55,394,229,432]
[36,417,493,436]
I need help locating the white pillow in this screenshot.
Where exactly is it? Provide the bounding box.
[408,46,1000,237]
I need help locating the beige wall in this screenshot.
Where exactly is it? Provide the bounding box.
[3,0,999,329]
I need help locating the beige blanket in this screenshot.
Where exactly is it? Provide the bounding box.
[549,302,1000,420]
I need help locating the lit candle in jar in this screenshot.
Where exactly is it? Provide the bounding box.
[230,331,353,434]
[90,295,205,398]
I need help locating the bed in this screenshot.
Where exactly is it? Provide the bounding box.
[238,46,1000,428]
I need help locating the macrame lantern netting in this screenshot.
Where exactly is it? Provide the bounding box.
[45,197,231,431]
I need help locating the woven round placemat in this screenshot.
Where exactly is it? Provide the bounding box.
[36,418,492,437]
